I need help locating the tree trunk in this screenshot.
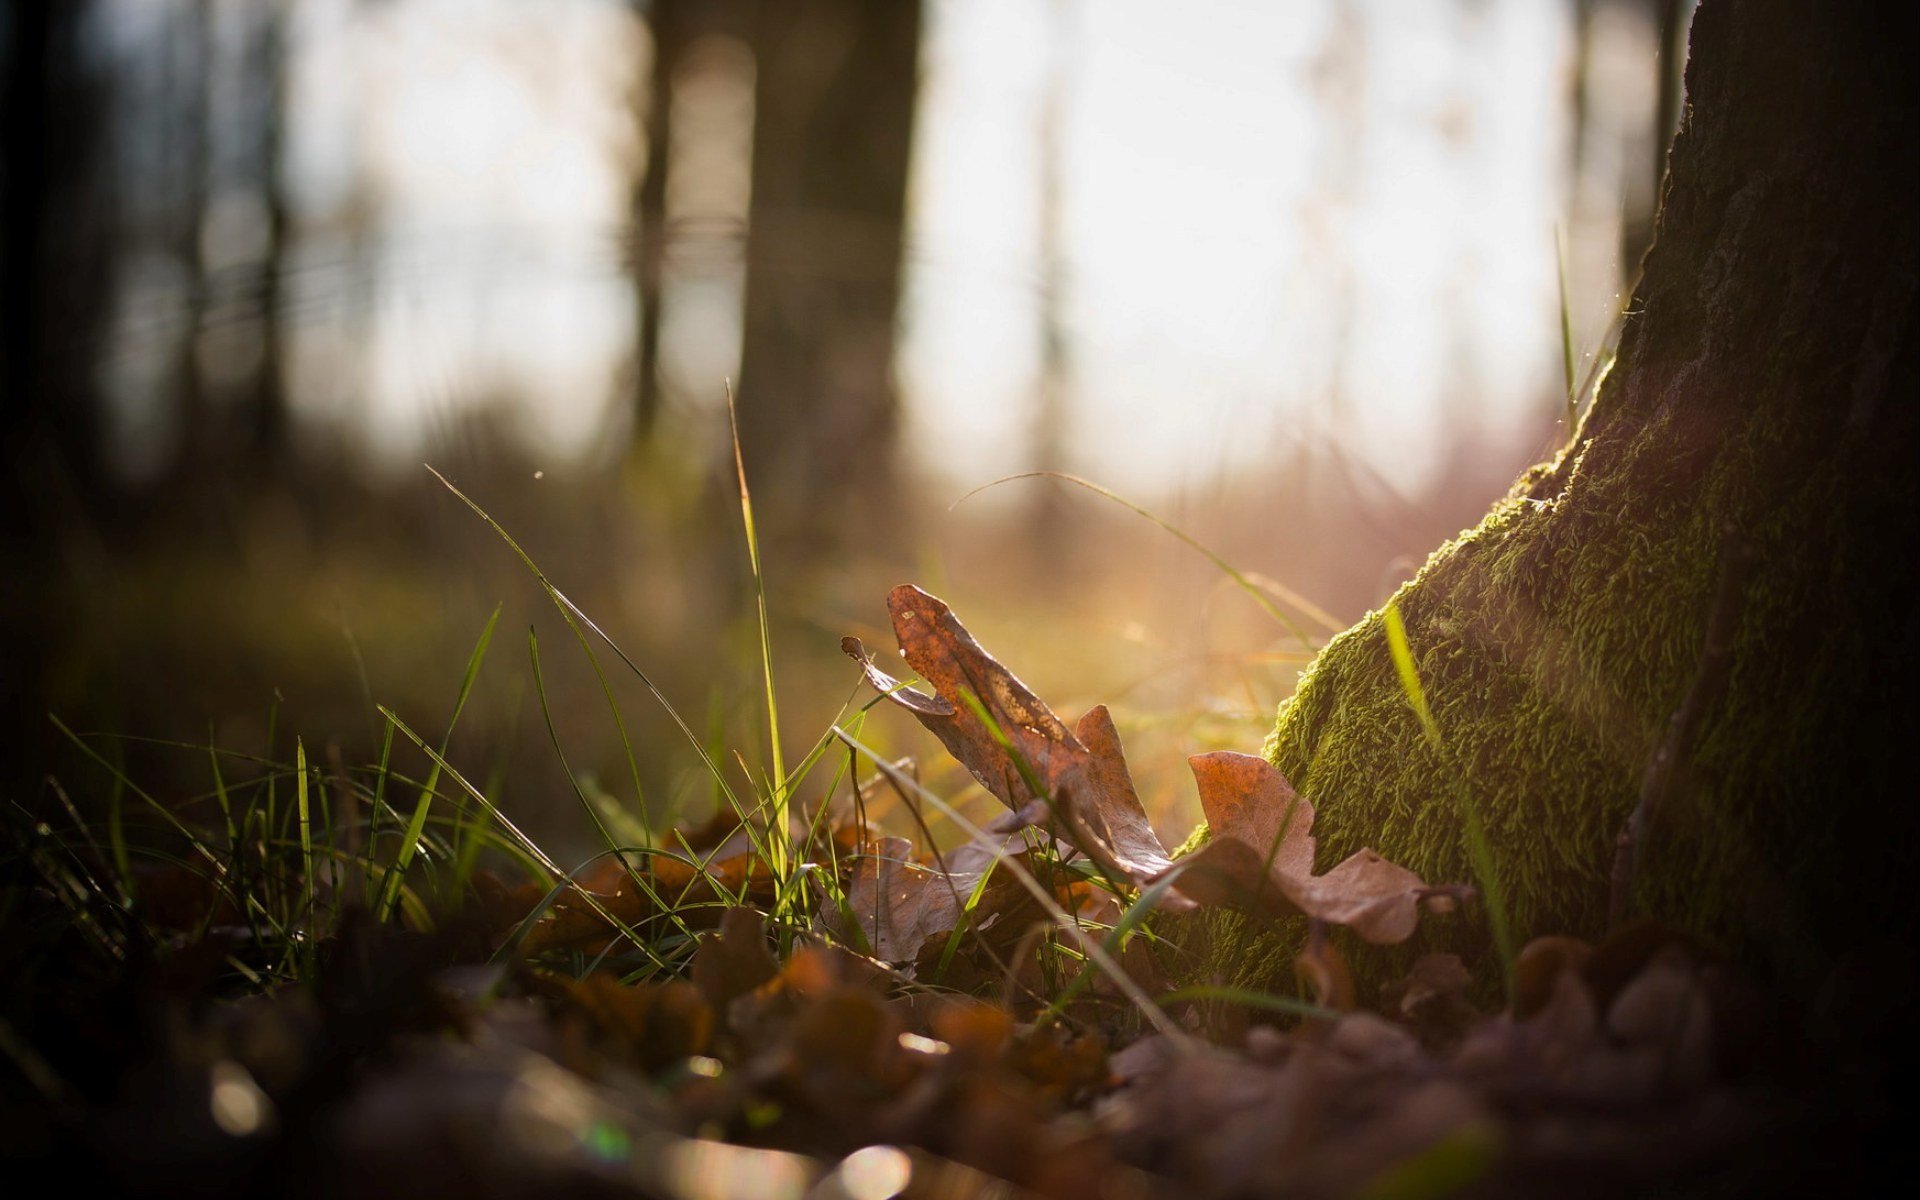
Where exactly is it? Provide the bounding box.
[733,0,921,560]
[1,0,112,523]
[1263,0,1917,986]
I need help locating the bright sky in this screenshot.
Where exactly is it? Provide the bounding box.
[272,0,1618,494]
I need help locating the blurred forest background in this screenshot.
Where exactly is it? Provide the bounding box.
[1,0,1687,859]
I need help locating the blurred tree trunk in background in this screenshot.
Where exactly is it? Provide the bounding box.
[734,0,921,560]
[1263,0,1917,986]
[1,0,115,797]
[632,0,688,448]
[2,0,113,527]
[241,0,292,471]
[169,0,212,473]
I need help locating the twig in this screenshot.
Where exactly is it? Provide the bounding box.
[1609,533,1754,930]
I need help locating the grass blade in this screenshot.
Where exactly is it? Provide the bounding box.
[296,738,315,929]
[424,465,742,814]
[376,605,500,920]
[1382,603,1515,990]
[726,384,790,882]
[1556,224,1578,431]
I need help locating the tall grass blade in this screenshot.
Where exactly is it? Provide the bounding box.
[364,718,396,901]
[1382,603,1515,990]
[376,605,500,920]
[726,384,790,882]
[425,465,741,812]
[529,628,694,950]
[1382,605,1440,743]
[50,716,222,873]
[1557,225,1578,431]
[296,738,315,930]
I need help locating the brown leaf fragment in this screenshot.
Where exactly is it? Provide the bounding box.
[1062,706,1183,890]
[1605,943,1715,1088]
[670,805,752,855]
[927,1000,1015,1066]
[517,850,777,955]
[1295,923,1357,1017]
[840,635,954,719]
[1162,752,1440,944]
[556,975,713,1071]
[1382,953,1479,1050]
[1513,936,1595,1019]
[822,837,967,964]
[785,988,915,1114]
[821,831,1047,967]
[690,906,779,1015]
[1004,1025,1110,1101]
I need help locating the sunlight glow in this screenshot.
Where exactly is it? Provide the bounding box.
[262,0,1655,495]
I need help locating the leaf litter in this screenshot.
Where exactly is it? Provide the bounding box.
[9,585,1895,1198]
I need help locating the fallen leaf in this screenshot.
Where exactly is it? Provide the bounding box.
[819,836,1036,966]
[1381,953,1479,1049]
[1295,924,1357,1016]
[822,837,958,963]
[1512,936,1595,1019]
[518,851,777,955]
[1162,752,1443,944]
[1003,1025,1109,1100]
[557,975,713,1071]
[845,587,1185,898]
[691,907,780,1016]
[1062,705,1180,885]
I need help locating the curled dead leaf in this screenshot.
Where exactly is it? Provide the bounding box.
[1162,752,1444,945]
[845,587,1187,903]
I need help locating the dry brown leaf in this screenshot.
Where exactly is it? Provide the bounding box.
[822,836,964,963]
[516,850,777,955]
[819,829,1063,967]
[1295,924,1357,1016]
[845,586,1186,901]
[690,906,780,1015]
[1064,705,1179,884]
[557,975,713,1071]
[1163,752,1439,945]
[1381,953,1479,1050]
[1513,936,1595,1019]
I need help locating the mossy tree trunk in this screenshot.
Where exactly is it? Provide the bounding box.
[1266,0,1917,986]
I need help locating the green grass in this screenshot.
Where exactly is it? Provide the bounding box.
[8,454,1360,1057]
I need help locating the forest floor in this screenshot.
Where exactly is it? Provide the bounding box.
[2,497,1903,1198]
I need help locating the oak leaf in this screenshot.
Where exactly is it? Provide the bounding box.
[821,835,1034,965]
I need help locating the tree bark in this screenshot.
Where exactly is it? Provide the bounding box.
[1263,0,1918,985]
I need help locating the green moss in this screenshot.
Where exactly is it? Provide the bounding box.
[1161,369,1912,999]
